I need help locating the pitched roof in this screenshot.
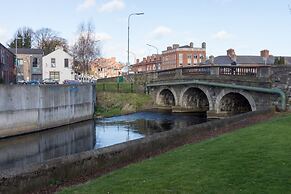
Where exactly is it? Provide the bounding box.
[208,55,274,65]
[283,57,291,65]
[179,45,191,49]
[8,48,44,55]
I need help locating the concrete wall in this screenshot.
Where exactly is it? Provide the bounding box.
[0,84,95,138]
[0,109,274,194]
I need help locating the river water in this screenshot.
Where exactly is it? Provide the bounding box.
[0,112,207,171]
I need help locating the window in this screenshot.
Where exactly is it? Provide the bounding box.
[18,59,23,66]
[64,58,69,68]
[200,55,204,59]
[49,71,60,81]
[194,55,198,59]
[51,58,56,67]
[32,58,38,67]
[187,55,192,65]
[179,53,183,65]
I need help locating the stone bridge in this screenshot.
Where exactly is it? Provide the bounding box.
[146,65,286,117]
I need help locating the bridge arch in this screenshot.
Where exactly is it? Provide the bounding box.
[179,86,212,111]
[215,90,256,114]
[156,87,178,106]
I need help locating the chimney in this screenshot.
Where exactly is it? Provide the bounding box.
[227,48,236,61]
[260,49,270,58]
[136,59,140,64]
[55,45,64,51]
[167,46,172,51]
[143,57,146,62]
[190,42,194,48]
[173,44,179,49]
[202,42,206,49]
[209,55,214,64]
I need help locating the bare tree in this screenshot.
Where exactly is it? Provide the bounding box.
[34,28,68,55]
[72,22,100,75]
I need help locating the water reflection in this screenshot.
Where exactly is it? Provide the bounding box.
[95,112,207,145]
[0,112,206,172]
[0,120,95,171]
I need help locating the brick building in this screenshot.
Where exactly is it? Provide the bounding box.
[90,57,124,79]
[0,43,16,84]
[131,54,162,73]
[161,42,206,70]
[131,42,207,73]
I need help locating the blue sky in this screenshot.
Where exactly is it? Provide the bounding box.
[0,0,291,63]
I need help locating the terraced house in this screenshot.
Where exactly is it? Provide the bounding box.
[9,48,44,82]
[0,43,16,84]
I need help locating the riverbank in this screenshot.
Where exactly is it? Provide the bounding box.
[58,112,291,194]
[0,110,273,194]
[95,92,153,117]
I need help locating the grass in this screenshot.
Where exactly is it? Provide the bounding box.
[95,92,153,117]
[59,113,291,194]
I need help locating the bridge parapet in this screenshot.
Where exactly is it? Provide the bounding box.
[154,65,272,88]
[157,65,271,79]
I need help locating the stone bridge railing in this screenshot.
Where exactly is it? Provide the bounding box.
[157,65,271,79]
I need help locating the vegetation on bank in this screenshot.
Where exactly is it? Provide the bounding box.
[60,113,291,193]
[95,92,153,117]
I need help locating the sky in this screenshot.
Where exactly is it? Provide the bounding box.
[0,0,291,64]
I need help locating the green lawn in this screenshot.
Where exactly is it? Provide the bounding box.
[59,114,291,194]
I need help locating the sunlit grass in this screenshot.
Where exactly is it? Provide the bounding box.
[60,114,291,194]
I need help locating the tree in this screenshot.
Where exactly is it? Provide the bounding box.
[33,28,68,55]
[8,27,33,48]
[72,22,100,75]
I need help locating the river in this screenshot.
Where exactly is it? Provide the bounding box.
[0,112,207,171]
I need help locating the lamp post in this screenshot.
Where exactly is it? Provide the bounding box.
[146,43,160,70]
[146,44,159,55]
[15,36,22,81]
[127,12,144,73]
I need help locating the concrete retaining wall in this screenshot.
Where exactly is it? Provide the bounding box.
[0,109,274,194]
[0,84,96,138]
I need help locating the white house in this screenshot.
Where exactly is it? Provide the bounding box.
[42,47,75,83]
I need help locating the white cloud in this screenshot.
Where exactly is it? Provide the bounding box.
[77,0,96,11]
[213,30,233,40]
[151,26,173,39]
[95,32,112,41]
[97,0,125,13]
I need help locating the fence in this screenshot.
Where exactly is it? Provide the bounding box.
[96,82,145,93]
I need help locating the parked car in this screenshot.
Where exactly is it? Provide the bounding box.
[63,80,80,84]
[17,80,26,84]
[41,78,59,85]
[26,80,40,85]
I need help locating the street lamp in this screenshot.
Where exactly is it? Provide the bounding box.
[15,36,22,81]
[146,43,160,70]
[146,44,159,55]
[127,12,144,73]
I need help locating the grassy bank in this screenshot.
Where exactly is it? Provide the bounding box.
[60,113,291,194]
[95,92,153,117]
